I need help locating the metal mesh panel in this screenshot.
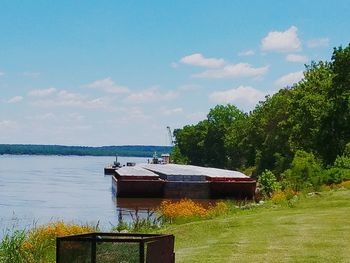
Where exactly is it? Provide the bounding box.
[146,237,175,263]
[58,240,91,263]
[96,242,140,263]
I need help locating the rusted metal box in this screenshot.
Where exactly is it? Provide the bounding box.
[56,233,175,263]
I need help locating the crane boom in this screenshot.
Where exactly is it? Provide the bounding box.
[166,126,174,146]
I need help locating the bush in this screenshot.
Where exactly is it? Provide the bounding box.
[339,180,350,189]
[324,167,350,184]
[334,155,350,169]
[159,199,207,220]
[207,201,230,217]
[0,221,96,263]
[158,199,229,221]
[324,145,350,183]
[24,221,95,263]
[258,170,280,197]
[0,230,28,263]
[271,189,298,207]
[282,150,324,191]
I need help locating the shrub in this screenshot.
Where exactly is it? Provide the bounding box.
[271,189,298,205]
[159,199,207,220]
[24,221,95,263]
[282,150,324,191]
[343,142,350,157]
[258,170,280,197]
[207,201,229,217]
[271,190,286,203]
[324,167,349,184]
[158,199,229,221]
[339,180,350,189]
[334,155,350,169]
[0,230,28,263]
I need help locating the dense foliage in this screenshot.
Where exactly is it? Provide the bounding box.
[0,144,172,157]
[172,44,350,190]
[258,170,280,197]
[0,222,95,263]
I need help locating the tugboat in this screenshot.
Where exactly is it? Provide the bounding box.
[104,155,121,175]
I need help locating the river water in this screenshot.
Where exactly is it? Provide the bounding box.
[0,155,161,238]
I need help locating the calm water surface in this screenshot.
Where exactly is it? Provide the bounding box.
[0,155,159,237]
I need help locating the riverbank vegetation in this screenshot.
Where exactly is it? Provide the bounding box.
[1,184,349,262]
[0,144,172,157]
[172,44,350,193]
[0,222,96,263]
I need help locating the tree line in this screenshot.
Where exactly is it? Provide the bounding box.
[0,144,172,157]
[172,44,350,190]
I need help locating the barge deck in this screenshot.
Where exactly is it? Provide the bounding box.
[113,164,256,199]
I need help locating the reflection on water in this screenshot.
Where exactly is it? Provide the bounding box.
[0,155,148,238]
[0,155,221,240]
[113,197,164,226]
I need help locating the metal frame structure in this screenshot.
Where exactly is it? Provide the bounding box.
[56,232,175,263]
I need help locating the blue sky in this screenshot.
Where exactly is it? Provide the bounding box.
[0,1,349,146]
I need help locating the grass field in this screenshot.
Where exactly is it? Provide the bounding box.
[161,190,350,263]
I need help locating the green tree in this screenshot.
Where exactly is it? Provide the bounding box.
[206,104,247,168]
[320,45,350,163]
[172,121,208,166]
[244,90,293,174]
[288,61,333,155]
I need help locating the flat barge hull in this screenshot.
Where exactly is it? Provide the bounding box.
[113,164,256,199]
[113,176,164,197]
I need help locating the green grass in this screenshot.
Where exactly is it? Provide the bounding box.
[1,189,349,262]
[160,190,350,263]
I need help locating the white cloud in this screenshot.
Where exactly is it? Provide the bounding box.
[27,113,56,121]
[7,96,23,103]
[261,26,301,52]
[0,120,17,128]
[179,53,225,68]
[162,107,183,116]
[177,84,200,91]
[275,71,304,87]
[23,72,41,78]
[26,112,85,123]
[125,87,178,104]
[238,50,255,56]
[85,77,129,94]
[28,87,57,97]
[286,54,308,63]
[31,89,114,109]
[120,107,151,122]
[194,63,268,79]
[0,72,4,76]
[68,113,85,122]
[209,86,266,110]
[307,38,329,48]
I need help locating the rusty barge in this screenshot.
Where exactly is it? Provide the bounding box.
[111,163,256,199]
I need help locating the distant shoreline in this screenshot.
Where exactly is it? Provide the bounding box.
[0,153,150,158]
[0,144,172,158]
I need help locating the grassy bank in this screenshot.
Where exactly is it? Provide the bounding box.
[1,189,350,262]
[162,189,350,262]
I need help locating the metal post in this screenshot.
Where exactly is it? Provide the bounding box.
[56,238,60,263]
[91,236,96,263]
[139,241,145,263]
